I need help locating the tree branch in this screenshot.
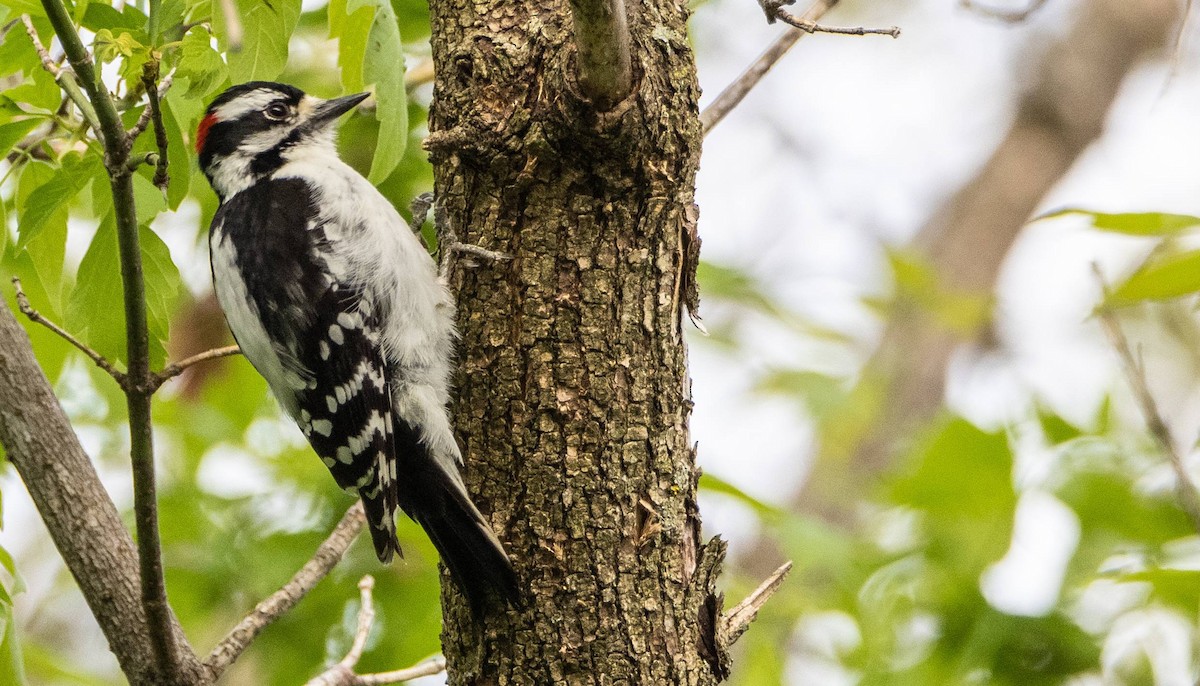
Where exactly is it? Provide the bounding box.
[305,575,447,686]
[566,0,633,110]
[773,10,900,37]
[149,345,241,391]
[1093,267,1200,534]
[700,0,836,135]
[20,14,102,137]
[204,503,367,680]
[37,0,184,678]
[128,66,175,146]
[718,560,792,647]
[0,303,204,685]
[12,276,128,387]
[139,59,170,192]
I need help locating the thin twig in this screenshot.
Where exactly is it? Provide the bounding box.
[126,151,159,171]
[774,10,900,37]
[128,68,175,141]
[204,503,368,680]
[20,14,102,137]
[139,60,170,192]
[149,344,241,391]
[699,0,834,135]
[700,1,899,135]
[433,200,511,281]
[304,576,446,686]
[1093,265,1200,534]
[566,0,633,109]
[718,560,792,646]
[217,0,243,51]
[355,659,448,685]
[959,0,1048,23]
[304,576,380,686]
[342,576,376,670]
[12,277,128,387]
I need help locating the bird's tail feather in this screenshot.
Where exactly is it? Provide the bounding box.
[399,457,518,615]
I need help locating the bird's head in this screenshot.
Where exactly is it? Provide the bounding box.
[196,82,368,199]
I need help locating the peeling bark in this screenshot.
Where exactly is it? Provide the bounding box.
[425,0,718,679]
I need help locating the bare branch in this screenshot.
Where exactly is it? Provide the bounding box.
[774,10,900,37]
[1093,266,1200,534]
[355,659,448,685]
[301,574,449,686]
[205,503,368,680]
[149,345,241,391]
[959,0,1049,23]
[719,561,792,647]
[566,0,633,110]
[433,200,511,281]
[304,575,380,686]
[138,60,171,192]
[12,277,129,388]
[700,0,835,135]
[0,303,203,685]
[128,68,175,142]
[20,14,102,136]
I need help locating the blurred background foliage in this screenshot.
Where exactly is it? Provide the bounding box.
[1,0,1199,683]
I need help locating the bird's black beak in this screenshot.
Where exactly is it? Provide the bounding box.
[309,92,370,129]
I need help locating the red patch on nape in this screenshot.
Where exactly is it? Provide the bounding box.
[195,113,217,153]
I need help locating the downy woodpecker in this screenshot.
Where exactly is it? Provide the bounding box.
[197,81,516,611]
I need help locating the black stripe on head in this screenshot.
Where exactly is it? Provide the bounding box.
[198,82,307,176]
[205,81,305,117]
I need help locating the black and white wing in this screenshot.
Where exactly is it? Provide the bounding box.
[209,177,401,560]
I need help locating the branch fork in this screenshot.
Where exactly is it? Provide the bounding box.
[304,574,448,686]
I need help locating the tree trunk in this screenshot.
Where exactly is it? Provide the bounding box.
[425,0,719,680]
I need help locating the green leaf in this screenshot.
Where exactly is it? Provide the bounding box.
[66,218,181,368]
[889,417,1017,575]
[156,0,187,43]
[82,2,147,32]
[176,26,228,99]
[217,0,302,83]
[0,602,25,686]
[0,120,41,157]
[329,0,370,92]
[699,473,783,518]
[1035,405,1082,445]
[333,0,407,183]
[891,418,1015,519]
[1109,249,1200,304]
[138,225,183,362]
[17,154,99,249]
[66,216,125,365]
[1039,208,1200,236]
[754,368,847,419]
[0,0,43,20]
[1120,568,1200,615]
[2,27,61,112]
[0,547,23,596]
[159,99,191,209]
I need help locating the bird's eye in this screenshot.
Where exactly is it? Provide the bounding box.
[264,102,290,120]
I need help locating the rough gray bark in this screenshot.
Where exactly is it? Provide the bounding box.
[0,304,207,685]
[425,0,718,680]
[798,0,1178,523]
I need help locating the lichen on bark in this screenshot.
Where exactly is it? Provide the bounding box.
[425,0,721,680]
